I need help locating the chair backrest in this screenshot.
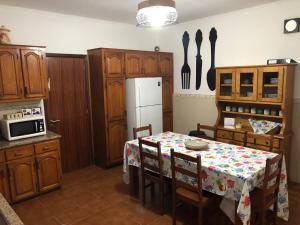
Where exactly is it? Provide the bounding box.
[170,149,202,198]
[133,124,152,139]
[138,138,163,178]
[261,153,283,210]
[197,123,216,140]
[246,132,274,151]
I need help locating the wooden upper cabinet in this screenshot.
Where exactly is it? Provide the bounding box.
[258,66,284,103]
[0,164,10,202]
[104,51,124,77]
[143,53,159,76]
[106,78,126,121]
[162,78,173,112]
[7,157,37,202]
[159,53,172,76]
[125,52,142,78]
[216,68,236,100]
[0,48,23,101]
[107,120,127,164]
[20,49,47,98]
[36,151,62,193]
[236,68,258,101]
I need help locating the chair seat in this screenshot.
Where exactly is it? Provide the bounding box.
[176,187,210,207]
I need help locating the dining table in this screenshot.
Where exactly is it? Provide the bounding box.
[123,132,289,225]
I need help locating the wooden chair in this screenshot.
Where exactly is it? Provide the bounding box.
[171,148,210,225]
[245,132,274,151]
[133,124,152,139]
[197,123,216,140]
[138,138,167,215]
[250,153,283,225]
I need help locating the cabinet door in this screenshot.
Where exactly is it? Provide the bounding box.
[162,78,173,112]
[0,164,10,202]
[36,151,62,193]
[125,53,142,78]
[143,53,159,76]
[0,48,23,101]
[236,68,258,101]
[106,78,126,121]
[258,67,284,103]
[216,69,236,100]
[7,157,37,202]
[21,49,47,98]
[163,112,173,132]
[107,120,127,165]
[104,51,124,77]
[159,53,172,77]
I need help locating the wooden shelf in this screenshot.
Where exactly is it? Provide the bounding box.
[240,84,253,87]
[264,84,278,87]
[220,84,232,87]
[222,111,283,119]
[218,99,282,106]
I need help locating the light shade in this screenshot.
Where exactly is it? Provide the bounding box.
[136,0,178,27]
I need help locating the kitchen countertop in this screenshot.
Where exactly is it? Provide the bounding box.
[0,194,23,225]
[0,131,61,150]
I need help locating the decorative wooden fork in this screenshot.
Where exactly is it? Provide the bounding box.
[181,31,191,89]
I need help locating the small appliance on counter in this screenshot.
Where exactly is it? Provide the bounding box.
[0,116,46,141]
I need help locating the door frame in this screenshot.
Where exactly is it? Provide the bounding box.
[45,53,94,170]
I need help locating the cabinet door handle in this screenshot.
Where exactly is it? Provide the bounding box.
[49,120,61,123]
[43,147,50,151]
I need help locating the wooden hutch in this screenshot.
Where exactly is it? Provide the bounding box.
[88,48,173,167]
[215,64,296,168]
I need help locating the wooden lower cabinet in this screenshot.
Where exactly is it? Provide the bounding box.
[36,151,62,193]
[0,164,10,202]
[107,120,127,165]
[163,112,173,132]
[1,138,62,203]
[7,157,37,202]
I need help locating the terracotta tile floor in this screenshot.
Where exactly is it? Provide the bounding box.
[12,166,300,225]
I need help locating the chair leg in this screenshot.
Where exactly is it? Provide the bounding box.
[151,182,155,197]
[198,206,202,225]
[141,177,146,206]
[159,183,164,215]
[172,195,176,225]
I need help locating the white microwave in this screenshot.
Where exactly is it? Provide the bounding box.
[0,116,46,141]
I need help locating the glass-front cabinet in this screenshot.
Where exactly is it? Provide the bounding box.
[258,67,283,103]
[236,68,258,101]
[216,69,236,100]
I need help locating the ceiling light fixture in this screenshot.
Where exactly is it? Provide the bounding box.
[136,0,178,28]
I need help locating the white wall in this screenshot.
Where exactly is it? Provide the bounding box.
[157,0,300,96]
[0,5,159,54]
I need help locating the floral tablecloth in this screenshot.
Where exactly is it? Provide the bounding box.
[123,132,289,225]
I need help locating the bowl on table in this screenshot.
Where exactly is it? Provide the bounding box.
[184,139,209,151]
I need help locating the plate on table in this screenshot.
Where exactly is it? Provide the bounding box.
[184,139,208,151]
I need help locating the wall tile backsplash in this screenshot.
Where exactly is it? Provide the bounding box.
[0,100,44,120]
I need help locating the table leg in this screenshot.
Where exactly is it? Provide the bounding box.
[235,201,243,225]
[129,165,139,198]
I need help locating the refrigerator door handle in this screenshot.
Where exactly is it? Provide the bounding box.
[137,86,141,107]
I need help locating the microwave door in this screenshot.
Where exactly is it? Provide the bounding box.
[9,120,37,137]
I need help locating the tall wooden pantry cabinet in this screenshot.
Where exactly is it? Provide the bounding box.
[88,48,173,167]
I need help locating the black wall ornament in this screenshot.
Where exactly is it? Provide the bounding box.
[207,27,218,91]
[181,31,191,89]
[195,29,203,90]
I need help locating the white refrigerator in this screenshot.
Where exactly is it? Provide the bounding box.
[126,77,163,140]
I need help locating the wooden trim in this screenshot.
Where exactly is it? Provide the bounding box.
[217,64,298,69]
[46,53,86,58]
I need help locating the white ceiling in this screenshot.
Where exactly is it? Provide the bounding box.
[0,0,279,24]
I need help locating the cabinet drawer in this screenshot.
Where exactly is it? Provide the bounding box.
[234,132,245,142]
[217,130,233,140]
[35,140,59,154]
[216,138,232,145]
[0,151,5,163]
[247,137,272,146]
[217,138,243,146]
[6,145,34,161]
